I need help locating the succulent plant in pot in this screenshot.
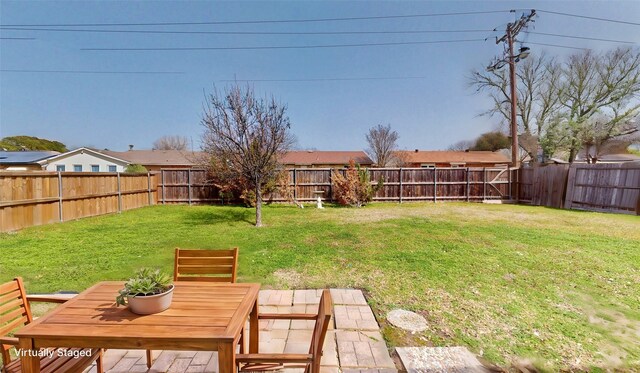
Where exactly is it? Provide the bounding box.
[116,268,174,315]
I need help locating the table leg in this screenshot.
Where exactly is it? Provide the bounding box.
[218,342,236,373]
[249,298,259,353]
[19,338,40,373]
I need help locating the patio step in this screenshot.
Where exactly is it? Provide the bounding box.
[396,346,490,373]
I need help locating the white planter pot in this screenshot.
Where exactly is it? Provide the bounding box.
[126,285,174,315]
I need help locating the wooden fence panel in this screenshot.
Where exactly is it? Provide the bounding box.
[517,165,570,208]
[0,172,157,232]
[565,164,640,215]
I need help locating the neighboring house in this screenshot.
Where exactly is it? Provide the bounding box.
[101,149,203,171]
[574,149,640,164]
[0,151,60,171]
[397,150,511,168]
[38,147,129,172]
[280,151,373,168]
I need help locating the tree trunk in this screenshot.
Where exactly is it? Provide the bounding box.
[255,182,262,227]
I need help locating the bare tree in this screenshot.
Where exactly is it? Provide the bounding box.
[201,85,294,227]
[365,124,399,167]
[152,135,189,151]
[447,139,474,151]
[557,48,640,161]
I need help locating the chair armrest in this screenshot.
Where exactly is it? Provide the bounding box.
[27,294,76,304]
[236,353,313,364]
[258,313,317,320]
[0,337,19,346]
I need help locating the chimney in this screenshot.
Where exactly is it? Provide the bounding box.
[414,149,419,153]
[128,145,134,151]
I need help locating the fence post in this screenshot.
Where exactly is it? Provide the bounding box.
[293,169,297,201]
[161,170,166,205]
[483,168,487,201]
[188,169,192,206]
[58,172,64,222]
[147,172,152,206]
[516,167,520,202]
[466,168,470,202]
[328,169,333,202]
[508,167,512,200]
[399,168,403,203]
[433,168,437,203]
[117,172,122,213]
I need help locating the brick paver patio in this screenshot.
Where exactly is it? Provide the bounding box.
[84,289,397,373]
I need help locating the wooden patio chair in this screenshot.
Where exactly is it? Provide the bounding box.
[0,277,103,373]
[146,247,240,368]
[236,289,333,373]
[173,247,239,283]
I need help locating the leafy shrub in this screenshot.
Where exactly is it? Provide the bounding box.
[124,164,148,173]
[116,268,172,306]
[332,160,383,207]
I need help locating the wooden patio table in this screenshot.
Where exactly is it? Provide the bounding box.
[14,281,260,373]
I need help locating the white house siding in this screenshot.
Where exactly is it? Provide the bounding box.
[42,152,127,172]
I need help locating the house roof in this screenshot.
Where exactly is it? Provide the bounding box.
[101,150,203,166]
[575,152,640,162]
[0,151,60,164]
[38,147,130,165]
[280,151,373,165]
[399,150,510,164]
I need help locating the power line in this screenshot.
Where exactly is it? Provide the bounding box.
[0,37,35,40]
[528,31,637,45]
[0,26,494,35]
[81,38,486,51]
[0,10,510,27]
[536,9,640,27]
[526,41,589,50]
[0,69,185,74]
[220,76,430,82]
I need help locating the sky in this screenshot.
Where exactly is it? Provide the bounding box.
[1,1,639,152]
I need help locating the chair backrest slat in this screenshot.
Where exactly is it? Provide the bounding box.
[0,277,32,339]
[308,289,333,368]
[174,248,239,282]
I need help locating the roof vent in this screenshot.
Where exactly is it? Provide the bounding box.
[414,149,419,153]
[129,145,134,151]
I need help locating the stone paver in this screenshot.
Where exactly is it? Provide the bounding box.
[84,289,396,373]
[334,305,379,330]
[259,290,294,306]
[386,309,428,333]
[396,347,489,373]
[330,289,368,305]
[336,331,396,369]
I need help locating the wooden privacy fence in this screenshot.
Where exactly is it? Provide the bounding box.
[0,172,157,232]
[158,167,516,204]
[517,163,640,215]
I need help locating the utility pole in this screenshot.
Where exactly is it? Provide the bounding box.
[492,10,536,168]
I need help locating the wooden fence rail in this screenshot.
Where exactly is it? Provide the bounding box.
[0,172,157,232]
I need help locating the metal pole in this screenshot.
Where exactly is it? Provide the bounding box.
[466,168,470,202]
[433,168,437,203]
[117,172,122,213]
[58,172,63,222]
[507,26,520,169]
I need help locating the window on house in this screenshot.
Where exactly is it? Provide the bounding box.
[420,164,436,168]
[108,165,117,172]
[91,165,99,172]
[56,165,65,172]
[450,163,465,168]
[73,165,82,172]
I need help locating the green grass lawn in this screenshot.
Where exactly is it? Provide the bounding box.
[1,203,639,371]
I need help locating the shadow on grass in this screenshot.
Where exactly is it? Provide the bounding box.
[184,206,255,226]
